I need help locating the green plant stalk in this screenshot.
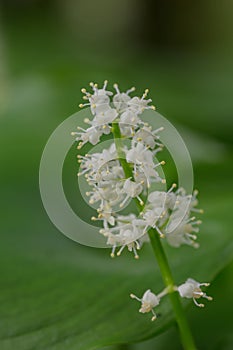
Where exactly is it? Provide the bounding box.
[112,122,197,350]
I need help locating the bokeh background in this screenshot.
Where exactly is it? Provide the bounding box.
[0,1,233,349]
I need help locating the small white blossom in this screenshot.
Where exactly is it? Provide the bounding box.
[141,208,165,236]
[128,89,155,114]
[130,290,160,321]
[120,178,144,207]
[125,142,164,186]
[100,214,146,258]
[91,205,115,230]
[126,142,154,166]
[92,108,118,127]
[165,188,203,248]
[178,278,213,307]
[130,288,168,321]
[71,126,103,148]
[133,126,164,149]
[80,80,112,115]
[140,185,177,236]
[120,110,140,125]
[148,188,176,210]
[113,83,135,112]
[166,218,201,248]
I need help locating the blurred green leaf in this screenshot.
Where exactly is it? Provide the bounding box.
[0,187,232,349]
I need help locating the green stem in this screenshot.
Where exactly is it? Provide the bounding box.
[112,122,197,350]
[148,229,196,350]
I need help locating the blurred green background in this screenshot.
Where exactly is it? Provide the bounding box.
[0,1,233,349]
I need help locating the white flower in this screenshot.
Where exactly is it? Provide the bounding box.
[140,185,177,236]
[101,227,142,259]
[141,208,165,236]
[78,143,118,177]
[92,108,118,127]
[125,142,164,187]
[134,126,164,149]
[166,218,201,248]
[92,206,115,230]
[100,214,146,258]
[116,228,141,258]
[165,188,203,248]
[148,189,176,210]
[178,278,213,307]
[119,110,141,137]
[130,290,160,321]
[80,80,112,115]
[126,142,154,166]
[120,178,144,207]
[128,89,155,115]
[120,110,141,127]
[130,288,168,321]
[71,126,103,148]
[113,84,135,112]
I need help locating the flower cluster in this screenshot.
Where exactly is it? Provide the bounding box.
[72,81,203,259]
[72,81,212,324]
[131,278,212,321]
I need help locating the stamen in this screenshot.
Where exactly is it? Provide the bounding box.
[200,282,210,287]
[133,249,139,260]
[103,80,108,89]
[142,89,149,99]
[154,160,166,168]
[193,298,204,308]
[192,208,204,214]
[113,83,120,94]
[79,103,90,108]
[137,196,144,206]
[154,225,164,237]
[110,246,116,258]
[151,309,157,321]
[127,86,136,94]
[130,294,141,302]
[117,245,125,256]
